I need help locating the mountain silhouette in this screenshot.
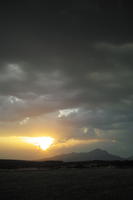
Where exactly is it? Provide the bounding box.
[43,149,123,162]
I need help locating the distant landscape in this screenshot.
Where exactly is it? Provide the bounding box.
[0,149,133,170]
[1,148,133,199]
[41,148,125,162]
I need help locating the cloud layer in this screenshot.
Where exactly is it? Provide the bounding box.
[0,1,133,157]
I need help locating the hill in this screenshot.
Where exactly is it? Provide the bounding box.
[43,148,123,162]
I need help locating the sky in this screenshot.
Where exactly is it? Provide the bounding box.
[0,0,133,160]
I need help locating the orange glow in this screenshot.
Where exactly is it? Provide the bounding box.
[21,136,55,150]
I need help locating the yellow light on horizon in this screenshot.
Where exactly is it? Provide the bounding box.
[22,136,55,151]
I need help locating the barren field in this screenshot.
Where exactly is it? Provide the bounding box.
[0,168,133,200]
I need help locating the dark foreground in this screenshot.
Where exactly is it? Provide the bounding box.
[0,168,133,200]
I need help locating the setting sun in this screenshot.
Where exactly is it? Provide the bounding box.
[22,137,55,151]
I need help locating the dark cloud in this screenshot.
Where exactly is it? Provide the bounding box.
[0,0,133,156]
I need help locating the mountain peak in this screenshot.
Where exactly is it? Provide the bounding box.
[91,148,107,153]
[90,148,110,155]
[43,149,123,162]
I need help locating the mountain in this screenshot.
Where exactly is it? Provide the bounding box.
[43,149,123,162]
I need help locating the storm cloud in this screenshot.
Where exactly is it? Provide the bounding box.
[0,0,133,157]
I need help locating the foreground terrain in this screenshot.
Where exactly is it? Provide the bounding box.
[0,168,133,200]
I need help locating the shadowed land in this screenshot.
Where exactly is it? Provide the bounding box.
[1,159,133,169]
[0,167,133,200]
[1,148,133,200]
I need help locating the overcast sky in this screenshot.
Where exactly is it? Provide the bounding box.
[0,0,133,159]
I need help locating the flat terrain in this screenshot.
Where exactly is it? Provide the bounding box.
[0,168,133,200]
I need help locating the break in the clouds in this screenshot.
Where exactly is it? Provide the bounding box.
[0,0,133,158]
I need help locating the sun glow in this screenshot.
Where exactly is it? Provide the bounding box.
[22,136,55,150]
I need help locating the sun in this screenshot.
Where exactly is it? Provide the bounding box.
[22,136,55,150]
